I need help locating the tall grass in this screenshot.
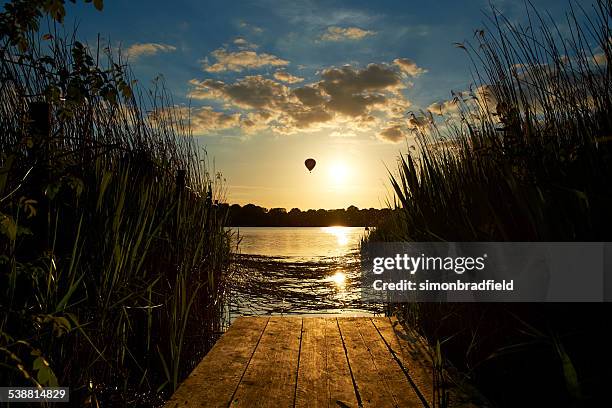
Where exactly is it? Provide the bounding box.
[376,0,612,243]
[0,22,231,405]
[370,1,612,406]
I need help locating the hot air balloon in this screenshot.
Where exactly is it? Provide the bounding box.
[304,158,316,172]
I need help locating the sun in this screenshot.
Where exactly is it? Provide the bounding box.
[329,162,349,184]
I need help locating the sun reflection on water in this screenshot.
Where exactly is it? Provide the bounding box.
[322,226,350,246]
[330,271,346,287]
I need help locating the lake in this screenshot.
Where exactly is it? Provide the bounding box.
[228,227,384,317]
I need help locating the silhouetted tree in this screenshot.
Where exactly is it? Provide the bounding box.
[226,204,393,227]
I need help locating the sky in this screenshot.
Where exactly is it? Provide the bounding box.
[61,0,577,210]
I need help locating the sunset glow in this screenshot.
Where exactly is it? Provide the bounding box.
[2,1,608,406]
[329,162,349,185]
[65,0,578,210]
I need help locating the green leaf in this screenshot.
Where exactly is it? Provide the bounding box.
[0,214,17,241]
[36,365,58,387]
[58,317,71,330]
[55,274,84,313]
[33,357,44,371]
[555,339,582,400]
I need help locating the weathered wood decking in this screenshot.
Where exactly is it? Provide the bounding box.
[163,316,438,408]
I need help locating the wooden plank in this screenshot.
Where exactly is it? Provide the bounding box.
[371,317,434,408]
[230,316,303,407]
[323,318,361,408]
[353,317,424,408]
[377,317,488,408]
[163,316,269,408]
[337,317,423,408]
[294,318,359,408]
[294,318,327,407]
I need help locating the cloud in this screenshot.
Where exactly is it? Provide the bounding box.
[188,62,415,136]
[188,76,330,133]
[378,124,407,143]
[320,26,376,41]
[292,86,326,107]
[320,64,403,92]
[273,70,304,83]
[393,58,427,77]
[203,48,289,72]
[189,76,289,109]
[126,43,176,60]
[150,106,242,134]
[190,107,242,132]
[330,130,357,138]
[377,96,411,118]
[233,37,258,49]
[318,64,405,116]
[239,21,264,34]
[593,52,607,65]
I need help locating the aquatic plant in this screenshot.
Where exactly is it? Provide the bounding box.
[371,1,612,406]
[0,2,231,404]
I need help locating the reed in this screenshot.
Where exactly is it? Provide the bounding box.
[369,1,612,406]
[0,17,231,406]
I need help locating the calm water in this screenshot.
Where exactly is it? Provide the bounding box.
[228,227,384,317]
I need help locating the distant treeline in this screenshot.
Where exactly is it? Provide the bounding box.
[221,204,392,227]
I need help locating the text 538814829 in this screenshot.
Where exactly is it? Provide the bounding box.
[0,387,69,403]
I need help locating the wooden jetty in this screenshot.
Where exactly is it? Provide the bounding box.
[165,316,444,408]
[164,316,459,408]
